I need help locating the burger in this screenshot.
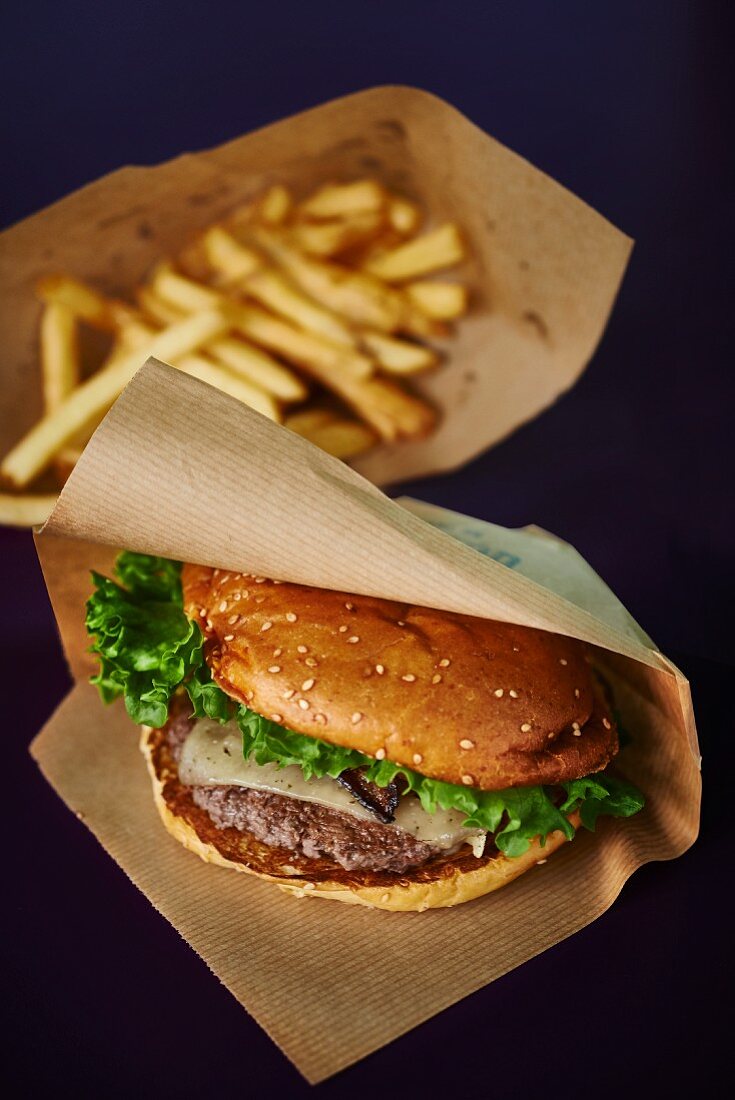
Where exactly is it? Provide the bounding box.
[86,552,644,911]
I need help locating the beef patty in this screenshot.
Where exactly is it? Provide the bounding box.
[166,707,453,874]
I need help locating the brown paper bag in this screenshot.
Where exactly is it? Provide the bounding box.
[0,85,631,487]
[31,361,699,1083]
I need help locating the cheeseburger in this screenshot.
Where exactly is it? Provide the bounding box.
[86,552,644,911]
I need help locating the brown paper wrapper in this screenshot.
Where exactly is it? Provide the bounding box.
[0,85,631,486]
[30,361,699,1083]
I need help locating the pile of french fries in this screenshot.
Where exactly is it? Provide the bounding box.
[0,178,470,527]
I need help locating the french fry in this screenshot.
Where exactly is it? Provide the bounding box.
[405,280,468,320]
[289,211,385,257]
[0,492,58,527]
[40,302,93,484]
[1,177,471,519]
[298,179,385,219]
[249,226,444,339]
[150,268,374,382]
[287,417,377,459]
[360,331,438,374]
[150,267,219,311]
[136,285,185,327]
[40,303,80,411]
[201,227,262,281]
[388,197,421,235]
[174,355,281,421]
[364,223,465,281]
[36,274,119,331]
[334,373,436,441]
[138,285,308,402]
[250,227,402,331]
[54,445,83,484]
[258,184,292,224]
[1,307,231,487]
[243,268,356,348]
[115,314,159,349]
[233,304,374,383]
[282,406,337,435]
[207,337,308,402]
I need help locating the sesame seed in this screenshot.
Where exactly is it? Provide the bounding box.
[286,612,297,622]
[559,658,568,666]
[206,618,213,630]
[297,645,308,654]
[261,621,272,632]
[224,634,234,642]
[432,674,442,684]
[461,774,474,786]
[573,729,582,737]
[273,647,282,657]
[271,714,282,723]
[375,748,386,760]
[298,699,309,710]
[537,859,547,865]
[459,738,474,749]
[345,602,354,611]
[213,569,219,577]
[572,721,580,731]
[218,600,227,612]
[375,664,385,675]
[494,688,504,698]
[397,620,405,627]
[547,732,555,740]
[339,626,348,633]
[314,713,327,724]
[301,678,315,691]
[413,753,423,765]
[255,577,265,583]
[574,688,580,698]
[513,646,520,652]
[268,666,281,674]
[255,596,265,604]
[347,635,360,644]
[351,712,363,724]
[198,608,206,618]
[402,673,416,682]
[227,614,239,624]
[509,689,519,698]
[304,657,318,668]
[520,723,532,732]
[603,718,611,729]
[245,690,254,701]
[283,689,295,699]
[220,574,230,584]
[234,593,241,601]
[241,590,249,599]
[438,658,450,668]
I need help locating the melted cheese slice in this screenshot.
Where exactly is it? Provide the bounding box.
[179,718,486,855]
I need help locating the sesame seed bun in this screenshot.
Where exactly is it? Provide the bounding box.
[182,565,618,789]
[141,722,580,912]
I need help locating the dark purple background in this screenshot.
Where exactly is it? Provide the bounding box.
[2,2,732,1095]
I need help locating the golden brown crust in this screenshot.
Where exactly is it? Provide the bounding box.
[141,721,580,912]
[182,564,618,789]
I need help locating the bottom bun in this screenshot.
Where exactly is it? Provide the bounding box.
[141,724,580,913]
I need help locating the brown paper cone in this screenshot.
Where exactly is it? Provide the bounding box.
[0,85,631,486]
[30,360,699,1082]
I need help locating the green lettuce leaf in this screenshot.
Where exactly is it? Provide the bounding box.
[86,550,645,858]
[560,773,645,830]
[86,552,229,727]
